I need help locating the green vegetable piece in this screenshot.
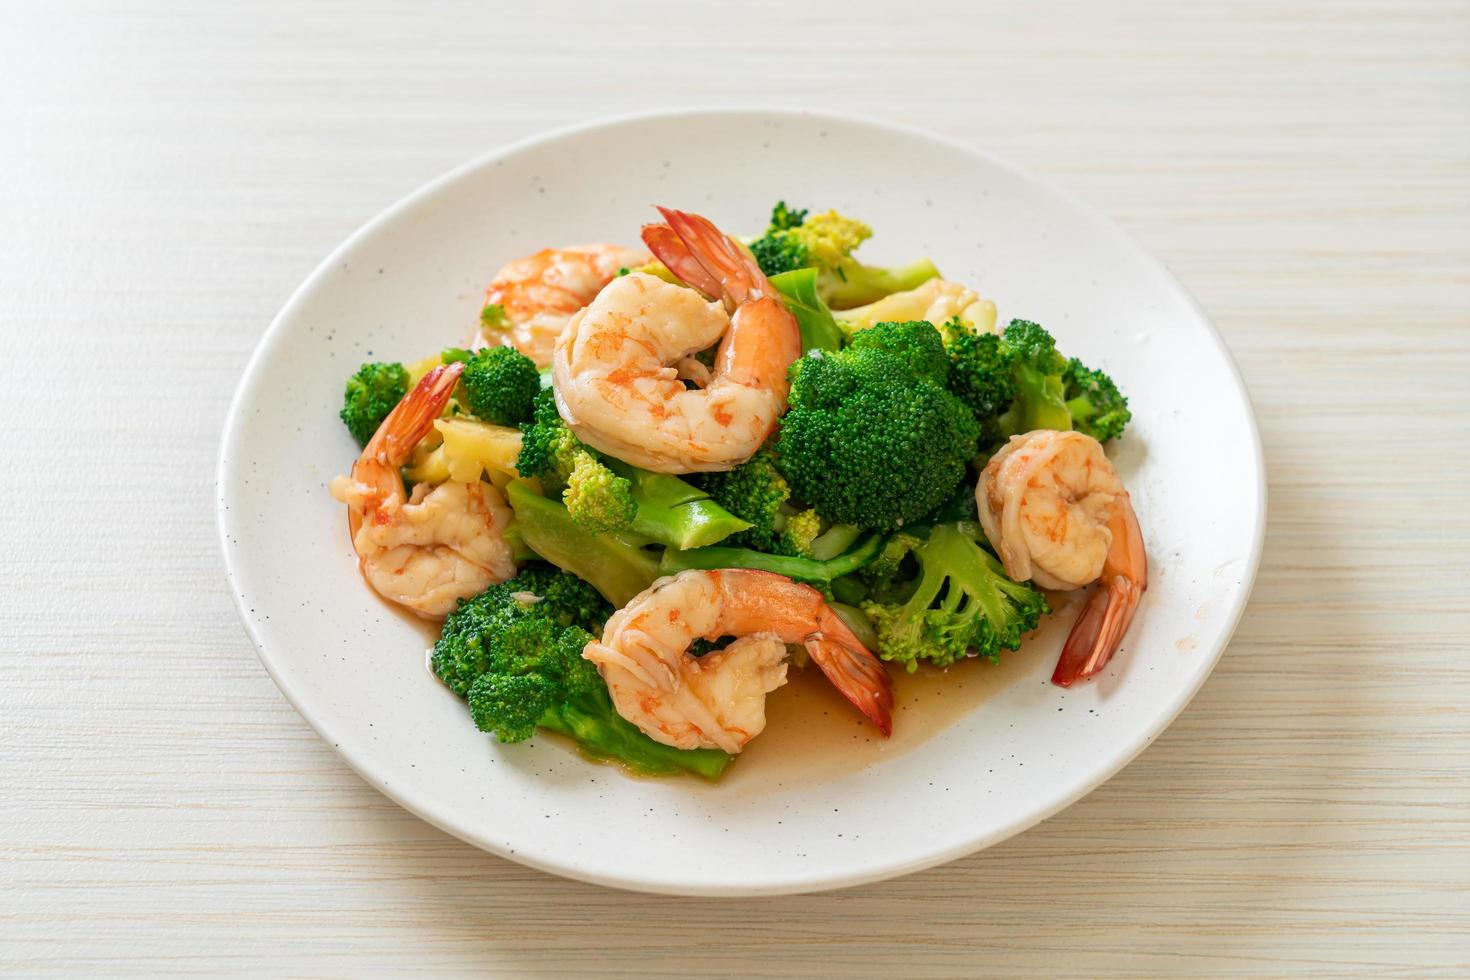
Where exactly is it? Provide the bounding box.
[660,532,887,584]
[769,268,844,353]
[339,361,409,447]
[457,345,540,426]
[861,524,1048,672]
[776,338,980,530]
[505,479,659,607]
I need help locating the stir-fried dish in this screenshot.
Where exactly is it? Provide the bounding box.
[330,203,1143,779]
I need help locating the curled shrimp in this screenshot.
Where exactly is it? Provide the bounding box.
[976,429,1148,687]
[330,363,517,619]
[550,207,801,473]
[475,244,649,367]
[582,569,894,752]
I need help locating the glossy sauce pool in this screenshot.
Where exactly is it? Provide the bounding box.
[409,594,1081,784]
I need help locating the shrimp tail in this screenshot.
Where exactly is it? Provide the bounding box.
[1052,496,1147,687]
[640,222,723,298]
[643,206,772,306]
[347,361,463,538]
[806,612,894,737]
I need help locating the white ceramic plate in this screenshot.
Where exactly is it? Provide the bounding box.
[217,109,1264,896]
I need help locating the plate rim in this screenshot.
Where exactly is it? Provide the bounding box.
[216,106,1268,896]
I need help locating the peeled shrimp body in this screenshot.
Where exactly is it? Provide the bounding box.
[330,364,517,618]
[475,244,649,367]
[977,429,1148,686]
[551,208,801,473]
[583,569,894,752]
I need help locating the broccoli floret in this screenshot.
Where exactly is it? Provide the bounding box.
[776,324,980,530]
[779,508,822,558]
[747,202,940,308]
[339,361,409,446]
[861,523,1048,672]
[1063,357,1132,442]
[432,565,609,698]
[561,450,638,534]
[447,345,540,426]
[517,391,745,546]
[517,390,636,532]
[849,320,950,385]
[434,567,729,778]
[997,319,1071,437]
[701,447,791,552]
[936,318,1130,446]
[940,317,1015,446]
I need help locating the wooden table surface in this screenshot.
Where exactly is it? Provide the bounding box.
[4,1,1467,975]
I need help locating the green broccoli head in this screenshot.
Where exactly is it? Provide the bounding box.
[940,317,1015,446]
[517,389,636,533]
[861,524,1048,672]
[435,566,730,778]
[700,446,792,552]
[432,566,609,698]
[1063,357,1132,442]
[456,345,540,426]
[467,620,599,742]
[776,341,980,531]
[562,450,638,534]
[747,202,939,307]
[778,508,822,559]
[848,320,950,385]
[340,361,409,446]
[997,319,1071,436]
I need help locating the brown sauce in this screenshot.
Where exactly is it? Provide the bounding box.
[404,589,1081,783]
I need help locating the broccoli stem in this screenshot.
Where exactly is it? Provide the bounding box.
[821,257,941,309]
[544,693,732,780]
[659,532,887,583]
[506,479,660,606]
[809,523,862,561]
[1000,363,1072,437]
[607,462,752,550]
[768,267,844,352]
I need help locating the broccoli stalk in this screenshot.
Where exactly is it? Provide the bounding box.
[504,479,659,607]
[434,568,730,779]
[340,361,409,446]
[861,524,1048,672]
[605,460,752,550]
[518,390,748,547]
[776,321,980,530]
[660,531,887,584]
[748,202,939,309]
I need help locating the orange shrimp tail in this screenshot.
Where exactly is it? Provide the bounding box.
[347,362,463,539]
[806,616,895,736]
[640,223,722,298]
[642,206,773,306]
[1052,497,1148,687]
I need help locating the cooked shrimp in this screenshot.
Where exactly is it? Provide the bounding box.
[330,363,517,619]
[976,429,1147,686]
[583,569,894,752]
[475,244,649,367]
[550,207,801,473]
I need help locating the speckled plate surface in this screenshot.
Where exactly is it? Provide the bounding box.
[217,109,1265,896]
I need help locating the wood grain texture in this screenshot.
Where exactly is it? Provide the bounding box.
[3,0,1467,975]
